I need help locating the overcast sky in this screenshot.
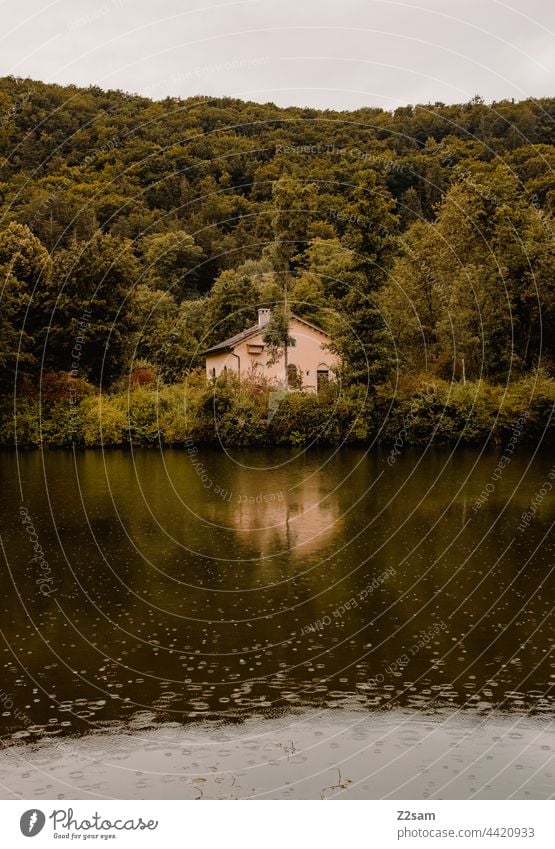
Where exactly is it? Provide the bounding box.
[1,0,553,109]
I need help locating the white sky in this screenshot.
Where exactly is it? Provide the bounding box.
[1,0,553,109]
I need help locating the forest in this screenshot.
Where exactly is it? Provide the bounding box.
[0,76,553,447]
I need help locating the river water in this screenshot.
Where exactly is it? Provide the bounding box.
[0,446,553,798]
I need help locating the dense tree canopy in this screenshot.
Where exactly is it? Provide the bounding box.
[0,76,553,398]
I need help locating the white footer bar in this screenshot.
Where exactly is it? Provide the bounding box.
[2,799,552,848]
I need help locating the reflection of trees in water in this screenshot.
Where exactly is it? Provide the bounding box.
[1,448,552,731]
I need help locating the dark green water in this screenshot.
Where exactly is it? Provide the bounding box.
[0,445,552,746]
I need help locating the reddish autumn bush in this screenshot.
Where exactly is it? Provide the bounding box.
[37,371,95,402]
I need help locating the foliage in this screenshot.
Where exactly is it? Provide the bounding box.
[141,231,203,298]
[0,370,553,448]
[0,77,553,447]
[262,305,293,367]
[380,167,555,382]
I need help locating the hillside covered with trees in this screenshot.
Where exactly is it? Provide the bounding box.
[0,76,553,447]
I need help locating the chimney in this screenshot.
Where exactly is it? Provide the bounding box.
[258,308,271,327]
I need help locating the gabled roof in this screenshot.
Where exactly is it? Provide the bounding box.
[203,323,261,355]
[204,313,329,356]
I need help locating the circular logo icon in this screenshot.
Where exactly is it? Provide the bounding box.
[20,810,46,837]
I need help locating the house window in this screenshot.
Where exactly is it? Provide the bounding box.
[287,363,302,389]
[288,337,296,347]
[211,367,216,378]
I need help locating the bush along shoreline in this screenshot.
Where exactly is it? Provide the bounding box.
[1,370,553,449]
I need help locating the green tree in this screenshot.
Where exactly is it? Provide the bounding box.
[43,233,140,383]
[0,265,31,391]
[206,265,260,344]
[141,230,203,299]
[268,176,317,276]
[381,165,555,380]
[262,304,293,367]
[332,171,399,384]
[0,222,52,386]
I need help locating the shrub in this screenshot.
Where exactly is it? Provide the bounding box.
[0,368,553,449]
[497,372,555,445]
[41,400,84,445]
[82,396,128,446]
[125,387,162,445]
[216,393,267,446]
[0,398,42,446]
[157,384,188,445]
[269,392,329,445]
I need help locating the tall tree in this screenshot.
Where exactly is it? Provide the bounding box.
[141,230,203,299]
[0,222,52,386]
[43,233,140,384]
[266,177,318,385]
[206,266,260,345]
[332,170,399,385]
[380,166,555,380]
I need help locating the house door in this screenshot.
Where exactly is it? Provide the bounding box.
[287,363,302,389]
[317,368,329,392]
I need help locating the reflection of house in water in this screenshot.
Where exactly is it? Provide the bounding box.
[224,478,342,559]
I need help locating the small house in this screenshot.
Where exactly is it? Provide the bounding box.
[204,309,338,392]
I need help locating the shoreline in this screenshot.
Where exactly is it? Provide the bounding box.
[2,371,553,450]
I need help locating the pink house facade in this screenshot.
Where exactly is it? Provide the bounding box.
[204,309,339,392]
